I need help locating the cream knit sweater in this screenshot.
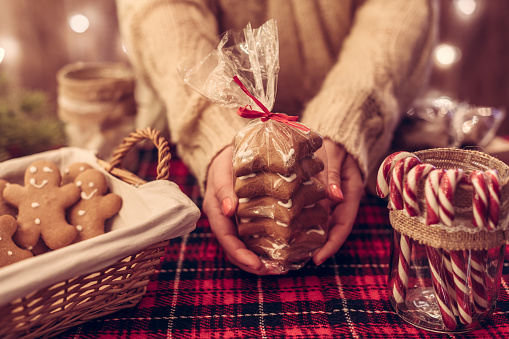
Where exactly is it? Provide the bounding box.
[116,0,438,193]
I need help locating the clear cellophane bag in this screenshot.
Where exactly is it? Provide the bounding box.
[181,19,329,274]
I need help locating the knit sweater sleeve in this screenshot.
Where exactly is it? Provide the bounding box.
[300,0,438,181]
[116,0,247,193]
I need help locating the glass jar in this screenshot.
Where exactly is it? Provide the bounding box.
[388,229,505,333]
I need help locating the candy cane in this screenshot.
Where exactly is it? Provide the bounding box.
[426,246,458,330]
[485,169,500,231]
[471,170,488,229]
[400,164,442,310]
[389,156,422,210]
[441,249,459,317]
[438,169,472,324]
[392,232,413,304]
[484,170,501,288]
[470,249,488,314]
[470,170,491,314]
[386,156,421,303]
[376,152,418,198]
[425,169,445,225]
[438,169,464,227]
[385,156,423,304]
[449,249,473,324]
[374,153,417,304]
[403,163,436,217]
[424,168,459,326]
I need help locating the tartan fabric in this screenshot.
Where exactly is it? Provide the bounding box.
[58,146,509,339]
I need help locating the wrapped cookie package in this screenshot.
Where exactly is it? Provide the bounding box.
[234,119,328,272]
[182,19,329,273]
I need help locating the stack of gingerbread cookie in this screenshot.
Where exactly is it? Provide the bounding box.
[233,119,328,271]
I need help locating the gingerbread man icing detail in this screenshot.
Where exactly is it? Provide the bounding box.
[69,169,122,242]
[4,160,79,250]
[3,160,81,250]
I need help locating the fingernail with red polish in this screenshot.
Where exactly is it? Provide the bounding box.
[222,198,233,216]
[330,184,344,200]
[248,265,260,271]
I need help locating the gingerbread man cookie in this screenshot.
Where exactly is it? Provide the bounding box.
[68,169,122,242]
[0,215,33,268]
[61,162,93,185]
[31,237,52,256]
[0,179,17,217]
[3,160,81,250]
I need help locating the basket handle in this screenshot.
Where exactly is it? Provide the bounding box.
[99,128,171,185]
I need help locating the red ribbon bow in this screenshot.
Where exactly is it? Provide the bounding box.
[232,76,310,132]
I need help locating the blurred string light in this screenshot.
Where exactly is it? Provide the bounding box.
[455,0,477,16]
[69,13,90,33]
[0,38,20,64]
[434,43,461,67]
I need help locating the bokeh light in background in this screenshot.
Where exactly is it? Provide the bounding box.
[432,1,477,69]
[434,44,461,68]
[455,0,477,16]
[0,37,20,66]
[69,14,90,33]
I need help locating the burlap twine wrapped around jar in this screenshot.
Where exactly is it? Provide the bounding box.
[389,148,509,251]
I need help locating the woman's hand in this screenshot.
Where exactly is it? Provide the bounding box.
[203,139,364,273]
[312,139,365,266]
[202,146,275,275]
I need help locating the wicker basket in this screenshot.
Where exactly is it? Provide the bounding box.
[0,128,174,339]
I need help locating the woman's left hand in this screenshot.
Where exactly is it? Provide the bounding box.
[312,138,365,266]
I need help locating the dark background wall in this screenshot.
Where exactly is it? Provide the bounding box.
[1,0,508,133]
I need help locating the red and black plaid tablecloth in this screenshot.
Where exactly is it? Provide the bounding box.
[58,147,509,339]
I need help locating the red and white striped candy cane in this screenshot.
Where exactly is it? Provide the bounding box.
[389,156,422,210]
[485,169,500,231]
[438,169,464,227]
[376,151,418,198]
[441,249,459,317]
[470,170,491,314]
[450,249,473,324]
[426,246,458,330]
[391,232,413,304]
[471,170,488,229]
[470,249,488,314]
[425,169,445,225]
[439,169,472,324]
[403,163,436,217]
[484,169,500,289]
[424,168,459,325]
[387,156,422,303]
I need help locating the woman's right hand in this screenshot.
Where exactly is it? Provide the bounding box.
[202,146,276,275]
